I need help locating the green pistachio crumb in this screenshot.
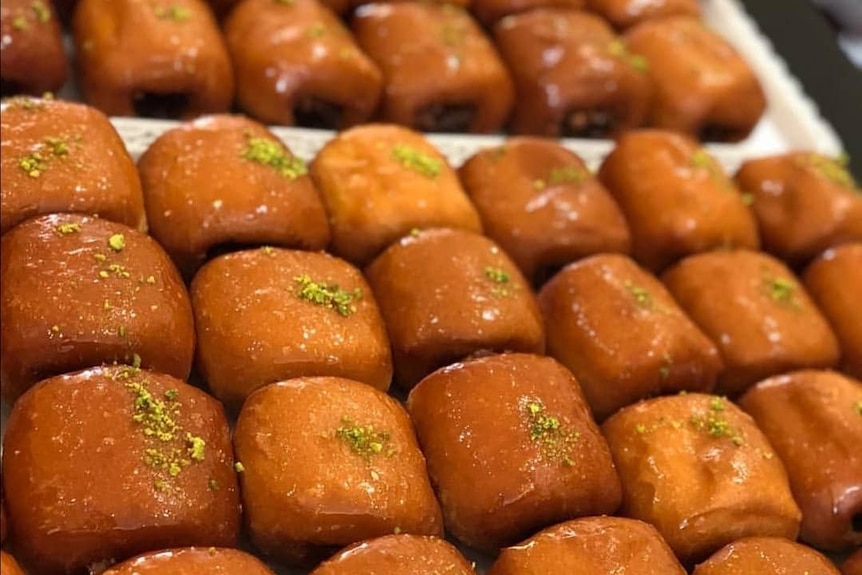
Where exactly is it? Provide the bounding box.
[624,280,654,310]
[260,246,276,256]
[691,149,713,169]
[484,266,515,297]
[241,136,307,180]
[98,270,110,279]
[393,526,402,535]
[132,353,142,369]
[409,228,421,237]
[234,462,245,473]
[12,15,29,30]
[392,144,442,179]
[741,192,754,206]
[94,253,107,262]
[802,153,857,189]
[186,433,206,461]
[31,0,50,21]
[306,22,326,38]
[635,423,647,434]
[118,325,127,337]
[336,416,392,459]
[208,479,220,490]
[56,222,81,235]
[764,275,798,307]
[854,400,862,416]
[19,152,46,177]
[690,397,744,446]
[294,274,361,317]
[146,275,156,284]
[154,5,191,21]
[521,398,579,466]
[608,40,648,72]
[108,233,125,252]
[548,165,588,186]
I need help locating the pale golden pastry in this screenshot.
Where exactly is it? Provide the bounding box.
[0,0,66,95]
[103,547,276,574]
[692,537,841,575]
[309,535,475,575]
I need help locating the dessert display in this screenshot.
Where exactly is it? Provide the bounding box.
[191,248,392,408]
[0,552,25,575]
[365,228,545,388]
[2,365,240,574]
[0,214,195,402]
[661,249,840,396]
[691,537,841,575]
[103,547,276,574]
[225,0,382,130]
[585,0,701,30]
[458,137,631,285]
[538,254,722,420]
[232,377,443,565]
[739,370,862,551]
[353,3,513,133]
[137,115,331,277]
[309,534,475,574]
[0,0,67,96]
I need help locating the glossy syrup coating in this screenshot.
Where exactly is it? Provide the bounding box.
[310,124,482,266]
[739,370,862,550]
[844,549,862,575]
[310,534,475,574]
[407,353,622,550]
[598,130,760,272]
[225,0,382,129]
[138,115,331,277]
[0,214,195,402]
[691,537,841,575]
[233,377,443,565]
[103,547,276,574]
[0,97,144,236]
[365,228,545,389]
[1,366,241,574]
[602,393,801,566]
[493,10,651,138]
[471,0,583,27]
[487,516,686,575]
[538,254,722,421]
[0,0,66,95]
[191,248,392,408]
[662,249,840,396]
[0,551,25,575]
[584,0,700,30]
[458,137,631,284]
[353,3,513,134]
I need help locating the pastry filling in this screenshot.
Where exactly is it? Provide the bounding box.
[132,91,190,119]
[294,96,343,130]
[415,103,475,133]
[562,107,616,138]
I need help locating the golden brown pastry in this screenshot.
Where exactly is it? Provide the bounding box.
[691,537,841,575]
[73,0,234,119]
[494,10,651,137]
[365,228,545,389]
[459,137,631,284]
[624,16,766,141]
[225,0,382,129]
[138,115,330,277]
[0,214,195,402]
[353,3,513,133]
[103,548,276,574]
[662,249,840,396]
[598,130,760,272]
[233,377,443,565]
[0,97,144,236]
[471,0,582,27]
[0,0,66,95]
[310,124,482,266]
[309,534,475,575]
[538,254,722,420]
[0,552,25,575]
[585,0,700,30]
[2,365,240,574]
[602,393,802,566]
[739,371,862,551]
[844,550,862,575]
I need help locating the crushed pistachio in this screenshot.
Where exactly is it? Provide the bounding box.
[484,266,515,297]
[260,246,276,256]
[294,274,361,317]
[18,135,74,178]
[94,253,107,262]
[31,0,50,22]
[208,479,220,491]
[690,397,744,446]
[336,416,393,459]
[635,423,647,434]
[549,165,588,186]
[741,192,754,206]
[146,275,156,284]
[624,280,655,311]
[241,136,307,179]
[100,263,131,279]
[19,151,47,178]
[802,153,857,189]
[764,275,798,307]
[659,365,670,380]
[392,144,442,179]
[12,15,28,30]
[409,228,421,237]
[118,325,127,337]
[521,398,579,466]
[854,400,862,416]
[108,233,125,252]
[608,40,649,72]
[154,5,191,21]
[306,23,326,38]
[234,462,245,473]
[55,222,81,235]
[187,433,206,461]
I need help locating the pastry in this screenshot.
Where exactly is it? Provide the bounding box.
[691,537,841,575]
[0,552,25,575]
[309,534,475,575]
[471,0,583,27]
[0,0,66,96]
[585,0,700,30]
[103,547,276,574]
[844,550,862,575]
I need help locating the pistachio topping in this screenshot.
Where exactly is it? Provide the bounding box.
[484,266,515,297]
[12,15,28,30]
[18,135,74,178]
[31,0,50,21]
[306,22,326,38]
[802,153,857,189]
[260,245,276,256]
[241,136,307,180]
[392,144,442,179]
[294,274,361,317]
[764,275,798,307]
[55,222,81,235]
[690,397,744,446]
[854,400,862,417]
[234,462,245,473]
[208,479,220,490]
[534,164,588,190]
[741,192,754,206]
[335,416,394,459]
[154,5,191,21]
[608,40,648,72]
[108,233,125,252]
[521,398,579,466]
[624,280,655,310]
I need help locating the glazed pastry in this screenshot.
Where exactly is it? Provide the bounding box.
[624,16,766,141]
[138,115,330,277]
[494,10,651,137]
[233,377,443,565]
[735,152,862,264]
[487,516,686,575]
[206,0,240,17]
[538,254,722,420]
[365,229,545,389]
[844,550,862,575]
[103,547,276,574]
[472,0,583,27]
[310,534,475,575]
[73,0,234,119]
[585,0,700,30]
[2,366,240,574]
[0,97,144,236]
[191,248,392,408]
[225,0,382,129]
[459,137,631,284]
[691,537,841,575]
[0,214,195,402]
[739,370,862,550]
[310,124,482,265]
[0,0,66,95]
[662,249,840,396]
[598,130,759,272]
[407,353,622,550]
[602,393,802,566]
[353,3,513,133]
[0,552,25,575]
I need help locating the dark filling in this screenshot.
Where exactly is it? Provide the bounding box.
[562,108,616,138]
[132,91,190,119]
[415,103,475,133]
[699,123,744,143]
[294,97,343,130]
[853,512,862,533]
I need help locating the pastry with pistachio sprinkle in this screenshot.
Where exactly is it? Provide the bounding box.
[310,534,474,575]
[0,0,67,96]
[103,547,276,574]
[691,537,841,575]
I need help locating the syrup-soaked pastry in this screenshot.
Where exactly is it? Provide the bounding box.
[310,124,482,266]
[0,552,25,575]
[458,138,631,284]
[739,371,862,551]
[735,152,862,264]
[309,534,475,575]
[691,537,841,575]
[598,130,759,272]
[844,550,862,575]
[624,16,766,141]
[233,377,443,565]
[191,248,392,408]
[585,0,700,30]
[487,516,686,575]
[353,3,513,133]
[0,214,195,402]
[0,0,66,96]
[2,366,240,574]
[471,0,583,28]
[602,393,802,566]
[103,547,276,574]
[538,254,722,420]
[493,10,651,138]
[72,0,234,119]
[138,115,330,277]
[365,229,545,389]
[662,250,840,396]
[205,0,240,18]
[225,0,382,129]
[407,353,621,550]
[0,97,145,236]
